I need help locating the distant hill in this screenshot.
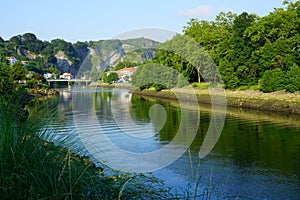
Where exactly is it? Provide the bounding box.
[0,33,159,78]
[89,38,158,68]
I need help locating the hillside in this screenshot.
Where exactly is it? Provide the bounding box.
[0,33,159,79]
[90,37,158,68]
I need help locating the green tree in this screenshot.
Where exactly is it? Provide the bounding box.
[131,64,179,91]
[115,60,137,70]
[150,49,196,82]
[230,12,258,86]
[218,59,239,89]
[102,72,119,83]
[102,73,108,83]
[0,62,16,99]
[48,65,60,79]
[11,62,28,81]
[245,5,298,75]
[261,68,286,92]
[0,37,4,49]
[107,72,119,83]
[23,33,37,42]
[158,34,219,83]
[9,35,22,45]
[286,64,300,92]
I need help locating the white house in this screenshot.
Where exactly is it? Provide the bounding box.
[116,67,137,82]
[43,73,53,79]
[60,73,72,80]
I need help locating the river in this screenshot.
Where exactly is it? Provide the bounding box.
[44,88,300,199]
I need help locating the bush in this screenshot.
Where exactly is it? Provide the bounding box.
[261,68,286,93]
[131,64,178,91]
[102,72,119,83]
[224,75,240,90]
[286,84,298,93]
[190,82,209,89]
[237,85,260,91]
[285,64,300,93]
[0,63,16,100]
[249,85,261,90]
[107,72,119,83]
[192,83,198,88]
[238,85,249,90]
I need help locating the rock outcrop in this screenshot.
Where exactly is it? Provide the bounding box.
[91,38,159,69]
[55,51,76,74]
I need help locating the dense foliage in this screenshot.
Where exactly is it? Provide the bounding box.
[131,63,187,91]
[139,1,300,92]
[102,72,119,83]
[0,62,16,99]
[0,61,51,101]
[114,60,138,70]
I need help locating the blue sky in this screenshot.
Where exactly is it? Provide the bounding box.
[0,0,284,42]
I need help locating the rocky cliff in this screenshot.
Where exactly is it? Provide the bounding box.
[91,38,159,69]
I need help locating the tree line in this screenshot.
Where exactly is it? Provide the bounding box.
[131,0,300,92]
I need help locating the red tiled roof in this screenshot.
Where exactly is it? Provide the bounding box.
[120,67,136,71]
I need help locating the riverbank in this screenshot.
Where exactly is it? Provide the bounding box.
[91,82,300,114]
[90,82,300,114]
[132,88,300,114]
[89,81,133,90]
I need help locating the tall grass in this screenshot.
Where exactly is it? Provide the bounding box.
[0,91,97,199]
[0,91,175,199]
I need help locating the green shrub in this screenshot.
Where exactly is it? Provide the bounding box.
[285,64,300,93]
[286,84,298,93]
[249,85,261,90]
[261,68,286,93]
[102,72,119,83]
[190,82,209,89]
[107,72,119,83]
[0,63,16,100]
[238,85,249,90]
[224,75,240,90]
[192,83,198,88]
[131,64,178,90]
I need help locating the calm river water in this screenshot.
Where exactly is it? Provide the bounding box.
[45,88,300,199]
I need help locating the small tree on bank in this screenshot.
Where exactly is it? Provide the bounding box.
[102,72,119,83]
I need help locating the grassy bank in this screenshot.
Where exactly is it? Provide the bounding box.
[0,92,176,199]
[89,81,133,90]
[131,87,300,114]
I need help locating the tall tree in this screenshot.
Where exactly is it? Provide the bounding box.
[0,63,16,99]
[11,62,28,81]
